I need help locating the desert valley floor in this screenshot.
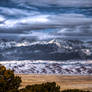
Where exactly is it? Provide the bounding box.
[17,74,92,91]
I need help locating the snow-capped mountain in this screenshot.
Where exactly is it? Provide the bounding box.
[0,39,92,61]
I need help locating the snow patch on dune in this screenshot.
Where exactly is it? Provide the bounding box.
[1,60,92,75]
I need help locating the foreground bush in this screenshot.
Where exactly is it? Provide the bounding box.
[62,89,90,92]
[0,64,21,92]
[20,82,60,92]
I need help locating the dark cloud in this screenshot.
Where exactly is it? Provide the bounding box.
[0,0,92,41]
[11,0,92,7]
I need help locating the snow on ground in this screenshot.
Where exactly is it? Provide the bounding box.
[0,60,92,75]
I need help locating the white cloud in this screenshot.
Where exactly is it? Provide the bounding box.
[0,13,92,32]
[0,15,5,22]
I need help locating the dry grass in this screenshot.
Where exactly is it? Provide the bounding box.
[17,74,92,91]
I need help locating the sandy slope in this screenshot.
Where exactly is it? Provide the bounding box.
[17,74,92,91]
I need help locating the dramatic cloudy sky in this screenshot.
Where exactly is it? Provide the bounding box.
[0,0,92,40]
[11,0,92,7]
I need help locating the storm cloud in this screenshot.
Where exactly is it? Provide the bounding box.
[11,0,92,7]
[0,0,92,40]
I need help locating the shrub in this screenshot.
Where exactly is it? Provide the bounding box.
[0,64,21,92]
[62,89,90,92]
[20,82,60,92]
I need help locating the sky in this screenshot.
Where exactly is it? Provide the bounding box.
[0,0,92,40]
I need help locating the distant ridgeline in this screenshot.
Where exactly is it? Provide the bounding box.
[0,39,92,61]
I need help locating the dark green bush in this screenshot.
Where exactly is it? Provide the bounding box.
[62,89,90,92]
[20,82,60,92]
[0,64,21,92]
